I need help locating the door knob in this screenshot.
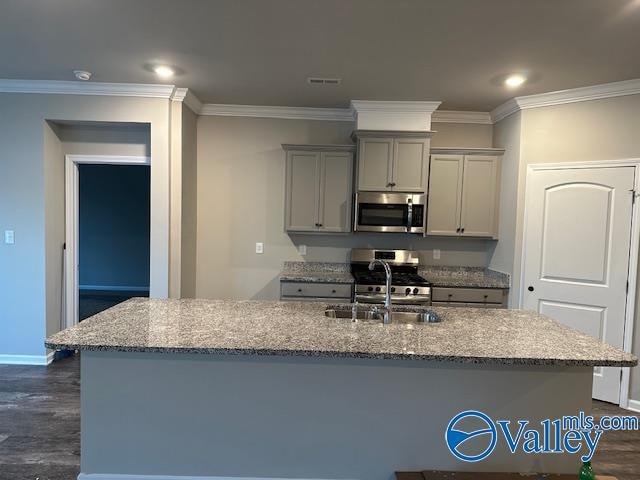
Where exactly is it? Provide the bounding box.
[528,286,534,292]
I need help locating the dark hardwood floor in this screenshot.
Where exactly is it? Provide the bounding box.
[0,355,638,480]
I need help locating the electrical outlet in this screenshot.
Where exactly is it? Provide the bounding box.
[433,249,441,260]
[298,244,307,255]
[255,242,264,254]
[4,230,15,245]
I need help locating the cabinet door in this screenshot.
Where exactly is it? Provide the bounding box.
[460,155,499,238]
[426,155,463,236]
[285,151,320,232]
[357,137,393,191]
[319,152,353,232]
[392,138,428,192]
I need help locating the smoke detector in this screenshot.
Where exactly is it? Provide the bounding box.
[307,77,342,86]
[74,70,92,81]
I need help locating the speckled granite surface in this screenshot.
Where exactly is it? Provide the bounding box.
[45,298,636,367]
[280,261,354,284]
[419,266,510,289]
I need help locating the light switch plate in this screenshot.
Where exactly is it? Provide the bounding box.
[255,242,264,254]
[4,230,15,245]
[298,244,307,255]
[433,249,441,260]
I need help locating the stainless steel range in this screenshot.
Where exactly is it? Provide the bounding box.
[350,249,432,305]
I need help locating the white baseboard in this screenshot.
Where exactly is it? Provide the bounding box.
[0,352,54,365]
[627,399,640,413]
[78,475,342,480]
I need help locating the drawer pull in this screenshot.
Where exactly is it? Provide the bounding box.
[332,289,337,294]
[297,288,302,292]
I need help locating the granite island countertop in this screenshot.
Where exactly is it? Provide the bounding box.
[46,298,636,367]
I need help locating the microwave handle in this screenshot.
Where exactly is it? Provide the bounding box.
[406,198,413,232]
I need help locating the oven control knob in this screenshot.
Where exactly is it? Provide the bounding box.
[375,287,381,292]
[405,288,411,295]
[368,287,373,292]
[391,287,396,293]
[413,288,419,295]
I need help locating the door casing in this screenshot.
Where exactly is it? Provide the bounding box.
[64,154,151,329]
[520,159,640,410]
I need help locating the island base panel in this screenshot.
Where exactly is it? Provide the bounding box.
[80,351,593,480]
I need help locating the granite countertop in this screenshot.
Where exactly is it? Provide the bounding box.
[280,261,353,284]
[419,266,510,289]
[45,298,636,367]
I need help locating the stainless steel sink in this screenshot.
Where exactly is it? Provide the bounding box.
[324,308,440,324]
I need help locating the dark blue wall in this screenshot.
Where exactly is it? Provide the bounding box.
[78,164,150,290]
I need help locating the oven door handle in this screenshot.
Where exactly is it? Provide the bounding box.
[406,198,413,232]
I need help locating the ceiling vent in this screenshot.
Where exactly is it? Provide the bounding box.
[307,77,342,86]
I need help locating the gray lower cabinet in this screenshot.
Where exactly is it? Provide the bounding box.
[427,150,503,239]
[280,281,352,302]
[283,144,355,233]
[431,287,508,308]
[354,131,431,192]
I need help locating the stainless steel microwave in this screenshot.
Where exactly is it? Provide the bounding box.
[354,192,426,234]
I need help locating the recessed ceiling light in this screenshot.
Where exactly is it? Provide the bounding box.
[74,70,92,81]
[505,74,526,88]
[153,65,175,78]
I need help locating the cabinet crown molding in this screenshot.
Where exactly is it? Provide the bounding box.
[430,147,505,155]
[351,130,434,141]
[282,144,356,152]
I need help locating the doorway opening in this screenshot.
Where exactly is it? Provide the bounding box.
[65,155,151,326]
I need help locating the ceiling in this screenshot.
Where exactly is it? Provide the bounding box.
[2,0,640,111]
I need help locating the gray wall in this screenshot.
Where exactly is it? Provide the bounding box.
[78,164,150,290]
[0,94,170,359]
[180,106,198,298]
[489,112,522,295]
[194,116,497,301]
[490,95,640,404]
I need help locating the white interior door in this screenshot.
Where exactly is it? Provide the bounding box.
[522,166,635,403]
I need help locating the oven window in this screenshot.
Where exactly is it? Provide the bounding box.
[358,203,408,226]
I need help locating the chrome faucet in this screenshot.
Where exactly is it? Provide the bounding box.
[368,259,392,324]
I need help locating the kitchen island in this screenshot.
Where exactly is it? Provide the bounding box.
[46,298,637,480]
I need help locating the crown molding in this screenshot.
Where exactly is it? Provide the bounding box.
[491,78,640,123]
[432,110,492,124]
[171,88,203,114]
[199,103,355,122]
[350,100,442,114]
[0,79,176,98]
[490,98,521,123]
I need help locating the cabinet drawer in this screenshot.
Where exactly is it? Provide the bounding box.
[432,301,505,309]
[280,282,352,299]
[432,287,506,304]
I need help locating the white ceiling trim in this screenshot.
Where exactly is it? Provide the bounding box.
[171,87,203,114]
[199,103,355,121]
[350,100,441,114]
[491,78,640,123]
[432,110,492,124]
[0,79,176,98]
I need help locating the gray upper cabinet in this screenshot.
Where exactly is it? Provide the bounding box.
[427,149,503,239]
[426,154,464,236]
[357,137,393,191]
[354,131,431,192]
[283,144,354,234]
